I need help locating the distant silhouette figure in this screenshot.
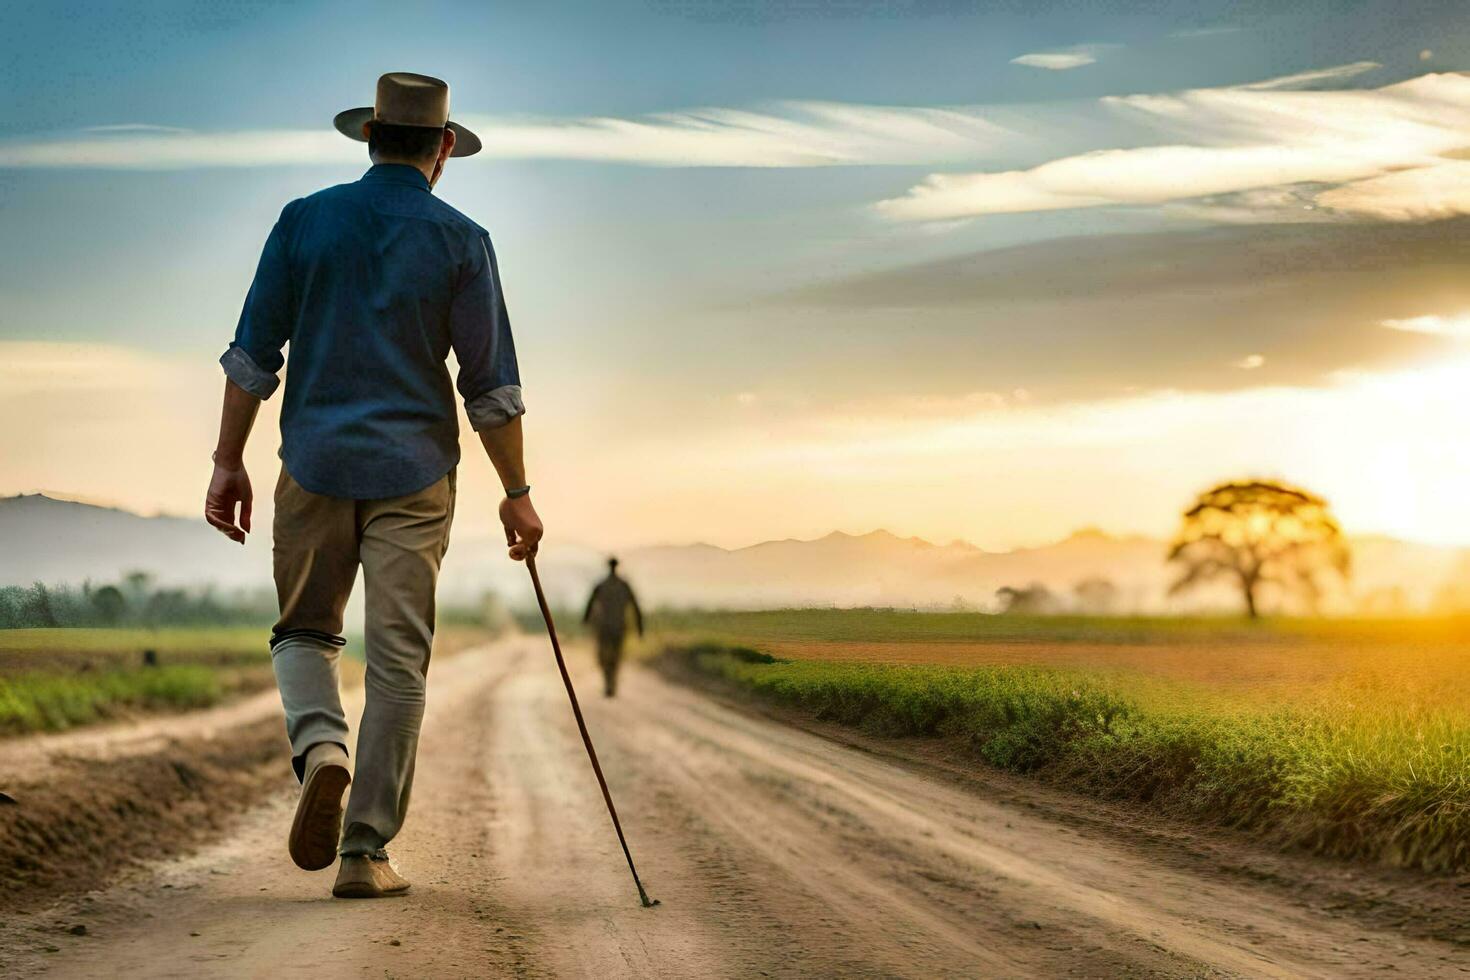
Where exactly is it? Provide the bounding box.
[583,558,644,697]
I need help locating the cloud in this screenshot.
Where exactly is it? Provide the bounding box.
[11,64,1460,231]
[0,130,357,169]
[1237,60,1380,90]
[876,143,1405,220]
[1315,160,1470,220]
[775,218,1468,401]
[1381,314,1470,338]
[1170,26,1243,39]
[0,101,1018,170]
[1162,186,1344,224]
[466,102,1020,166]
[1010,51,1096,70]
[80,123,192,134]
[877,71,1470,222]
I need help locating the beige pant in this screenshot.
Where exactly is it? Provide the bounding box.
[270,466,455,856]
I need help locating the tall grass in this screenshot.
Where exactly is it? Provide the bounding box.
[676,644,1470,872]
[0,625,492,735]
[0,666,226,735]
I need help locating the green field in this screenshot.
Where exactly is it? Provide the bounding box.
[653,607,1470,649]
[0,626,267,665]
[0,625,497,736]
[0,665,233,735]
[657,610,1470,873]
[0,627,275,736]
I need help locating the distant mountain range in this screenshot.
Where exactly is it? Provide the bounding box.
[0,493,270,591]
[2,493,1466,614]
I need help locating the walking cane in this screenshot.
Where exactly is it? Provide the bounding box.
[526,554,660,908]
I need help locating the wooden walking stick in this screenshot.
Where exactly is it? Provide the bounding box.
[526,555,659,908]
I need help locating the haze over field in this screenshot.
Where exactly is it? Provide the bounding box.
[6,494,1466,614]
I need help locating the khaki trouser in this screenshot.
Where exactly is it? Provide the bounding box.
[270,466,455,856]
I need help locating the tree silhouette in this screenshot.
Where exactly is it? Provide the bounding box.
[995,582,1058,615]
[90,585,127,625]
[24,582,57,628]
[1073,576,1119,614]
[1167,480,1350,618]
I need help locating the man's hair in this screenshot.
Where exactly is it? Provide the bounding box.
[367,121,445,163]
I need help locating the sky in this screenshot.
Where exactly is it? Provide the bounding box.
[3,0,1470,552]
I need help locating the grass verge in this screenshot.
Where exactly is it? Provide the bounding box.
[664,643,1470,873]
[0,666,227,735]
[0,626,275,736]
[0,625,496,736]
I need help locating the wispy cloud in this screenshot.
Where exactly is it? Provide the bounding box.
[1238,60,1380,90]
[465,102,1018,167]
[11,63,1464,228]
[0,102,1019,170]
[81,123,192,134]
[0,130,356,169]
[1170,26,1243,39]
[1010,50,1096,70]
[1381,314,1470,338]
[877,71,1470,223]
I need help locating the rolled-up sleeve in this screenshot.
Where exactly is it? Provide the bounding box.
[452,232,523,431]
[220,206,296,400]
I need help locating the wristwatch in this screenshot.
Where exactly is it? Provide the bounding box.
[506,485,531,499]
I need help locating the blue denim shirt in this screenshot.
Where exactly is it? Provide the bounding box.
[220,164,523,500]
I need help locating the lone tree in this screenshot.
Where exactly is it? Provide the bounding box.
[1168,479,1350,618]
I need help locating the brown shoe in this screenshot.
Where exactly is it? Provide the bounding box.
[332,850,411,899]
[289,742,350,871]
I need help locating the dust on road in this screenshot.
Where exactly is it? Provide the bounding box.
[5,639,1467,978]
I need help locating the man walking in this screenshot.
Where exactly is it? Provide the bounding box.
[583,558,644,697]
[203,72,543,899]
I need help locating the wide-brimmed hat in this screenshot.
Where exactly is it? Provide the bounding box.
[333,71,481,158]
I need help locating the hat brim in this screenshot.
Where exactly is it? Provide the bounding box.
[332,107,481,158]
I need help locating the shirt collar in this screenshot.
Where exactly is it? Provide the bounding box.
[360,163,432,191]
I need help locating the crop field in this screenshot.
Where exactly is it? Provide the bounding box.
[656,610,1470,872]
[0,625,491,736]
[653,609,1470,699]
[0,627,275,736]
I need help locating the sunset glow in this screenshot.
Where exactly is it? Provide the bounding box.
[2,3,1469,554]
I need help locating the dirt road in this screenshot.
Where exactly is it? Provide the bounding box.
[5,639,1467,978]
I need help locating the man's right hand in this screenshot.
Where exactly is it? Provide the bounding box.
[205,459,253,544]
[499,494,543,561]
